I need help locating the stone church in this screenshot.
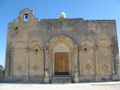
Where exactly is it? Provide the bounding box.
[5,8,120,83]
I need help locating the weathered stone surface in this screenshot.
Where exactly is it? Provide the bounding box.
[4,8,120,83]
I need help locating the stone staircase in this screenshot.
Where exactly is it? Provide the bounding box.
[52,76,72,84]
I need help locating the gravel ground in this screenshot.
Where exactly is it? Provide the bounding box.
[0,81,120,90]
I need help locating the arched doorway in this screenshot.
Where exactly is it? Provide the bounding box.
[48,35,76,77]
[54,44,70,75]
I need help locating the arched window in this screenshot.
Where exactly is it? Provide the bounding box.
[24,13,29,22]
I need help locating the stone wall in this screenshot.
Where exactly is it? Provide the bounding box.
[5,8,120,83]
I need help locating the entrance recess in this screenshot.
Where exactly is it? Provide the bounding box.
[54,52,69,75]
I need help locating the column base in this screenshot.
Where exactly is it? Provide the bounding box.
[44,77,49,83]
[74,71,79,83]
[112,75,120,81]
[44,69,49,83]
[74,77,79,83]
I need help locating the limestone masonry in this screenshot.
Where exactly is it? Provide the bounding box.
[5,8,120,83]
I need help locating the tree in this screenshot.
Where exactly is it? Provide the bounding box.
[0,65,3,72]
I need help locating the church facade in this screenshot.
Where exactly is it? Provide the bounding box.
[5,8,120,83]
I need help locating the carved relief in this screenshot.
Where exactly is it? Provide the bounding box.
[83,63,93,75]
[32,64,38,71]
[100,64,109,76]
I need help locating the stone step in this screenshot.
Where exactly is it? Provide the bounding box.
[52,76,72,84]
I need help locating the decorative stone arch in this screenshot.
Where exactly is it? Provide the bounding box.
[14,39,26,48]
[80,39,95,51]
[98,39,111,47]
[97,34,111,47]
[14,41,26,49]
[49,35,75,50]
[30,40,43,51]
[29,36,44,46]
[48,35,77,76]
[79,38,96,80]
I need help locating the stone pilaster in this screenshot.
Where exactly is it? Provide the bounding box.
[44,49,49,83]
[10,48,14,77]
[94,45,99,81]
[25,46,30,81]
[74,46,79,83]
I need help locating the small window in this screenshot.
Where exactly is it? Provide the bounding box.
[34,48,39,54]
[35,48,38,52]
[24,13,29,22]
[84,48,87,51]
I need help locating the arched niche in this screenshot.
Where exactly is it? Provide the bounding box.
[96,38,112,78]
[48,35,77,76]
[29,39,44,78]
[13,41,26,78]
[79,39,95,80]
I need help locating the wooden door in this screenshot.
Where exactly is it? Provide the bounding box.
[54,52,69,75]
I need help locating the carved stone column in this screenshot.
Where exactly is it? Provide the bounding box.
[74,46,79,83]
[44,49,49,83]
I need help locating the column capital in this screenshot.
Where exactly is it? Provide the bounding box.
[77,47,81,50]
[41,47,46,51]
[42,47,49,52]
[25,46,31,52]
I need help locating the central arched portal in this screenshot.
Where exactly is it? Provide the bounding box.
[49,35,76,77]
[54,44,70,75]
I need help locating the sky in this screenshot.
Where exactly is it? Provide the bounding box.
[0,0,120,67]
